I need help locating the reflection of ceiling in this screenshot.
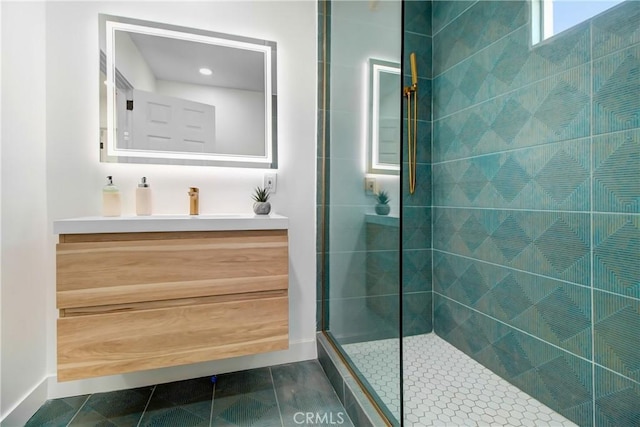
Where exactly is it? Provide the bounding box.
[126,31,265,92]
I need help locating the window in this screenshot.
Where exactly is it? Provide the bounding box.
[533,0,626,44]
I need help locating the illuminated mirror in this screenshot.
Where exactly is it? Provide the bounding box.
[99,14,277,168]
[368,58,401,175]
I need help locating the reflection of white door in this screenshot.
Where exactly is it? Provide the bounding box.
[378,117,400,165]
[131,89,215,154]
[116,87,132,149]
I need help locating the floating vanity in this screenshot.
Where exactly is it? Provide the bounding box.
[53,214,289,381]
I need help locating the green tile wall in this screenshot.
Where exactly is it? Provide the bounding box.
[402,0,434,337]
[432,1,639,426]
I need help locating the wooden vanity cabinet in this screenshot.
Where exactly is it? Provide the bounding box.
[56,229,288,381]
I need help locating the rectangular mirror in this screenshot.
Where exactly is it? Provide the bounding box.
[367,58,400,175]
[99,14,278,168]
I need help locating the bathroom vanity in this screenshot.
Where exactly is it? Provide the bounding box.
[53,214,289,381]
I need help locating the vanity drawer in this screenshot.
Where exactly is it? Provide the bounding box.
[57,294,289,381]
[56,230,288,309]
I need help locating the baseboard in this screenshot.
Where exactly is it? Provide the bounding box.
[48,338,317,399]
[0,377,48,427]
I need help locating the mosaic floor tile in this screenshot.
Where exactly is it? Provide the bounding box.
[344,334,575,427]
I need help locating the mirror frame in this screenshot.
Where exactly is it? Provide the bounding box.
[367,58,400,175]
[99,14,278,168]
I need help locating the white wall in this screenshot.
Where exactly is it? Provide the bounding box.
[1,2,49,425]
[156,80,265,156]
[1,1,317,424]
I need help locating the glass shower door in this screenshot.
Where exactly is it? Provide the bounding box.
[323,0,403,424]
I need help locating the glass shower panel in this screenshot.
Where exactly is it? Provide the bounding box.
[325,0,402,423]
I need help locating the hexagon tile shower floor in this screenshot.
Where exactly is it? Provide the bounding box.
[344,334,576,426]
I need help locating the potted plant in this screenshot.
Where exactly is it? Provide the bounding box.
[252,186,271,215]
[375,190,390,215]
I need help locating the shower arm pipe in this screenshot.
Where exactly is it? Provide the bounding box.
[404,52,418,195]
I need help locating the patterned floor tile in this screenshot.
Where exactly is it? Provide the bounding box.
[272,361,353,427]
[25,395,88,427]
[211,368,281,427]
[139,377,213,427]
[28,362,353,427]
[68,387,153,427]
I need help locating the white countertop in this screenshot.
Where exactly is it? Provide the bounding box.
[53,214,288,234]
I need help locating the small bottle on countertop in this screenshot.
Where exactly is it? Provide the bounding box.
[102,176,121,217]
[136,177,152,216]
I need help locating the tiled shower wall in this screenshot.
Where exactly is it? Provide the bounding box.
[402,0,434,336]
[431,1,639,426]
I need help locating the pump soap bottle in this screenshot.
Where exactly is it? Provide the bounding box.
[136,177,152,216]
[102,176,121,217]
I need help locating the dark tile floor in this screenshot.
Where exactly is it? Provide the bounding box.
[25,360,354,427]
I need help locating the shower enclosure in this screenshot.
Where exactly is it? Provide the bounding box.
[318,1,639,426]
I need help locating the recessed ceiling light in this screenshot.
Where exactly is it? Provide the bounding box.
[199,67,213,76]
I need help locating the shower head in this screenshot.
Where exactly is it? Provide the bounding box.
[410,52,418,86]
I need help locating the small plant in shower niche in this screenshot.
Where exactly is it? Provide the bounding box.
[252,186,271,215]
[375,190,390,216]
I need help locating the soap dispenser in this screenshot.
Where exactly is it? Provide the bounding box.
[102,176,121,217]
[136,177,152,216]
